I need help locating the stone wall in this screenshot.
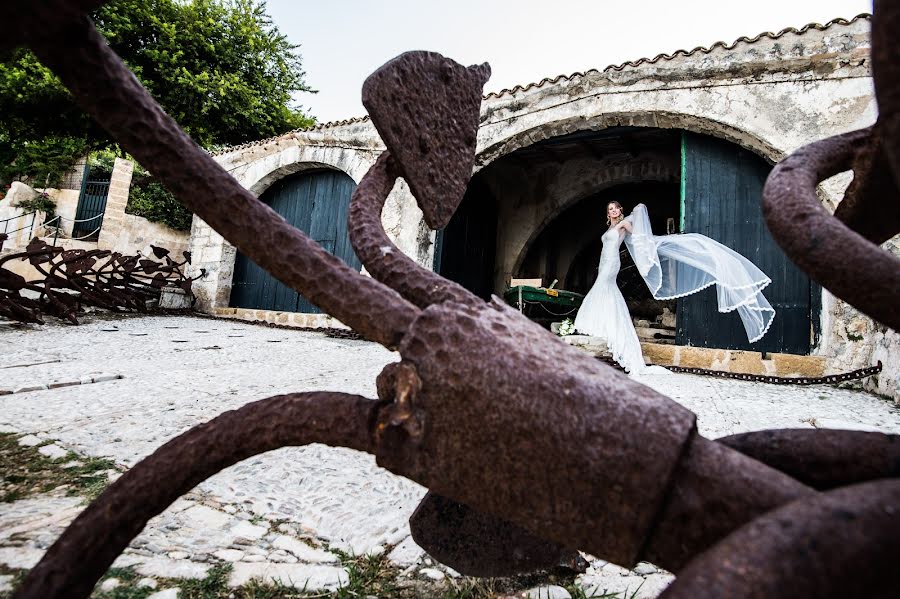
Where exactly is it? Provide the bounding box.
[187,15,899,400]
[1,159,188,272]
[819,237,900,399]
[97,158,189,257]
[486,152,678,290]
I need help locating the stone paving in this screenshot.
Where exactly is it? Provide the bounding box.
[1,314,899,597]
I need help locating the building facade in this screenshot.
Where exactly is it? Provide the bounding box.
[189,15,900,399]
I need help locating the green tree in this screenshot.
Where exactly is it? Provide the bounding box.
[0,0,315,187]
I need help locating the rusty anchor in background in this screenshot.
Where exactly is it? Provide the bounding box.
[7,1,900,597]
[0,239,201,324]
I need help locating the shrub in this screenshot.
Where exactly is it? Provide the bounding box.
[126,178,193,231]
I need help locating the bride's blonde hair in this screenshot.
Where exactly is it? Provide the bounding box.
[606,201,624,226]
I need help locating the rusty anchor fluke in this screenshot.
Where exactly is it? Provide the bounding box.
[8,2,900,598]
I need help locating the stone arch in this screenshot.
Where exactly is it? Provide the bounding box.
[233,143,380,196]
[475,111,785,172]
[191,143,380,314]
[509,156,677,278]
[473,111,791,288]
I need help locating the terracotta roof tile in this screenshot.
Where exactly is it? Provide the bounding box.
[210,116,372,156]
[213,13,870,156]
[484,13,871,99]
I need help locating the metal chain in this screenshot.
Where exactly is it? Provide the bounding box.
[666,361,883,386]
[520,298,579,317]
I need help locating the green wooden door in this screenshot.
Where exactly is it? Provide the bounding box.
[678,132,819,354]
[230,169,360,313]
[72,166,110,240]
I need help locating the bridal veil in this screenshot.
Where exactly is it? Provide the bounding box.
[623,203,775,343]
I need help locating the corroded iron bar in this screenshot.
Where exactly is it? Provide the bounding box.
[376,299,813,572]
[833,125,900,245]
[0,0,110,53]
[872,0,900,187]
[762,128,900,331]
[640,436,814,572]
[26,17,418,349]
[348,153,479,308]
[718,429,900,490]
[16,392,377,599]
[409,492,585,577]
[658,480,900,599]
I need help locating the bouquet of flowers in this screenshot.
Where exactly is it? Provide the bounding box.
[558,318,575,336]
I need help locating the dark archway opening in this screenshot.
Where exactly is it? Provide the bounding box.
[435,125,820,355]
[434,174,498,300]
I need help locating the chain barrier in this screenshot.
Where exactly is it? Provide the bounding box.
[666,361,883,385]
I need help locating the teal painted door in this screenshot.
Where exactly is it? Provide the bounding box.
[230,169,360,313]
[678,132,819,354]
[72,166,110,240]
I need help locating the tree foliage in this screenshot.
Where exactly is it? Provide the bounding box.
[0,0,315,187]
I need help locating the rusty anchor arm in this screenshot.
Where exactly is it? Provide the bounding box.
[23,12,420,350]
[16,392,378,599]
[7,3,900,597]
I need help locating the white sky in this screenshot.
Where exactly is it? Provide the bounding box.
[266,0,873,123]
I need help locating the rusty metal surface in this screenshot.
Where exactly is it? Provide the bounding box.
[377,297,699,567]
[362,51,490,230]
[659,480,900,599]
[348,153,478,308]
[641,435,812,572]
[872,0,900,190]
[718,429,900,490]
[0,0,107,54]
[27,15,419,350]
[409,492,585,577]
[0,238,200,324]
[17,392,377,599]
[6,2,900,597]
[762,128,900,331]
[834,125,900,245]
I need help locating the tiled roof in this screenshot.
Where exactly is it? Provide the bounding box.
[211,116,372,156]
[213,13,870,156]
[483,13,871,99]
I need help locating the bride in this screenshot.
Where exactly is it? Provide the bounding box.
[573,201,775,374]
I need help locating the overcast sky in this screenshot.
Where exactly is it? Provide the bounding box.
[265,0,873,123]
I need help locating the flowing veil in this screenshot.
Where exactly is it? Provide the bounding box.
[623,204,775,343]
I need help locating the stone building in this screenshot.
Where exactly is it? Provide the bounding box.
[190,14,900,400]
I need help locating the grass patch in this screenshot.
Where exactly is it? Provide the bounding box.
[0,433,119,503]
[332,551,401,598]
[0,566,28,599]
[4,558,613,599]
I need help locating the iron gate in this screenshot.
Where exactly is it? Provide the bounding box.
[72,165,110,239]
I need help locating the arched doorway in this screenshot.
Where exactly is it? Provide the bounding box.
[445,125,819,355]
[229,169,361,313]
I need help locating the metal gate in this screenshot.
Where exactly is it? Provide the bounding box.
[230,169,361,313]
[72,166,110,239]
[677,132,820,354]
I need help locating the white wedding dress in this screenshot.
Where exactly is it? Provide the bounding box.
[574,204,775,374]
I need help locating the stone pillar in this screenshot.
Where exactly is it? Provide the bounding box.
[187,217,237,313]
[97,157,134,250]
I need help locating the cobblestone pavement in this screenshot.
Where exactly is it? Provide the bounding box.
[2,314,899,597]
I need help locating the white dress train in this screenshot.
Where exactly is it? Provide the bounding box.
[574,204,775,374]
